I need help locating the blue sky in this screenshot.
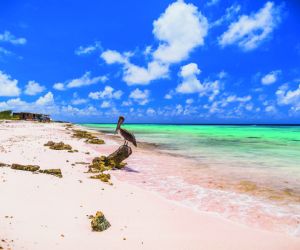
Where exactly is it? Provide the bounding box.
[0,0,299,123]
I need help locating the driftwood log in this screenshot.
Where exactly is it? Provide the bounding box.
[107,145,132,166]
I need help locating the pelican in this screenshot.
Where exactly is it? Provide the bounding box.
[115,116,137,147]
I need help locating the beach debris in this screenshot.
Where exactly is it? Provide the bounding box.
[11,163,40,172]
[107,145,132,168]
[39,169,63,178]
[238,180,258,192]
[72,129,95,140]
[72,129,105,145]
[0,162,10,167]
[44,141,73,151]
[90,173,111,183]
[90,211,111,232]
[85,138,105,145]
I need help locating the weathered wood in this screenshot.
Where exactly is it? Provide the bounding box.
[107,145,132,165]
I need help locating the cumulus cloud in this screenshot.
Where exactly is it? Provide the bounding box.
[100,0,208,85]
[0,71,21,97]
[175,63,220,101]
[75,41,101,55]
[123,61,169,85]
[261,70,280,85]
[219,2,281,50]
[36,92,54,106]
[53,72,107,90]
[100,101,111,108]
[88,86,123,100]
[25,81,45,95]
[152,0,208,64]
[129,88,150,105]
[176,63,203,93]
[276,84,300,109]
[0,31,27,45]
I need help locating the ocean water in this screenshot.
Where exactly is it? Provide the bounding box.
[82,124,300,234]
[83,124,300,173]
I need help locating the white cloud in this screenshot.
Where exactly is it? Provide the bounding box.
[67,72,107,88]
[219,2,281,50]
[164,93,173,99]
[100,101,111,108]
[146,108,156,116]
[123,61,169,85]
[0,31,26,45]
[0,47,12,56]
[0,71,21,97]
[25,81,45,95]
[175,63,221,101]
[265,105,276,113]
[53,72,107,90]
[53,83,65,91]
[276,84,300,108]
[75,41,101,55]
[152,0,208,63]
[186,98,194,104]
[176,63,203,93]
[226,95,252,103]
[261,70,280,85]
[206,0,219,7]
[100,0,208,85]
[101,50,128,64]
[88,86,123,100]
[121,100,133,106]
[36,92,54,106]
[211,4,241,27]
[129,88,150,105]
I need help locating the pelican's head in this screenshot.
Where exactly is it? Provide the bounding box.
[115,116,125,132]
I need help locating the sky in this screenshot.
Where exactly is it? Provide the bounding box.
[0,0,300,123]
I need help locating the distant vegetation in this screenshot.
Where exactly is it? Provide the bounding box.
[0,110,19,120]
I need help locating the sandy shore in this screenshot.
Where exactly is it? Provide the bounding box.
[0,121,299,250]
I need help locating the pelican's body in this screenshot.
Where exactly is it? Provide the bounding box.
[116,116,137,147]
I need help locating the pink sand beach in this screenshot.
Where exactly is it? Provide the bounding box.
[0,120,300,250]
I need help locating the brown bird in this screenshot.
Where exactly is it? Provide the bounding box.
[115,116,137,147]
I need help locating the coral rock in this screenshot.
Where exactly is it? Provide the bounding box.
[90,211,111,232]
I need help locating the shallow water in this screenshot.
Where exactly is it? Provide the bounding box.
[82,124,300,235]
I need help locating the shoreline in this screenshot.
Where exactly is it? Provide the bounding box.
[81,124,300,236]
[0,120,300,250]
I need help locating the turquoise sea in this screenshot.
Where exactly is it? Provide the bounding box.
[83,124,300,174]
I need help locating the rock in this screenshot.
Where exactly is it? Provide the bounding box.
[11,164,40,172]
[90,211,111,232]
[39,169,63,178]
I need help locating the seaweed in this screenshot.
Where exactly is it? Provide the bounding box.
[90,173,111,183]
[39,169,63,178]
[85,138,105,145]
[11,164,40,172]
[72,129,105,145]
[90,211,111,232]
[44,141,73,151]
